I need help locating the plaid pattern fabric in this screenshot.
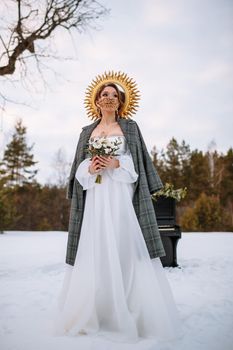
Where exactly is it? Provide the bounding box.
[65,117,166,266]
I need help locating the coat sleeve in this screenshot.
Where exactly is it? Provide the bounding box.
[135,123,163,194]
[66,131,84,200]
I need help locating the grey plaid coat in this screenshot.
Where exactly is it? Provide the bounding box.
[65,117,166,266]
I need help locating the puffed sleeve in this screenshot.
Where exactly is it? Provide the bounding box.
[107,146,138,184]
[75,157,102,190]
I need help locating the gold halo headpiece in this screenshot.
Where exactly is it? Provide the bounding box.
[84,71,140,120]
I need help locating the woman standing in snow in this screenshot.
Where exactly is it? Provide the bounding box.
[51,71,182,343]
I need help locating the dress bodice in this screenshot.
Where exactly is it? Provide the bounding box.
[89,135,129,156]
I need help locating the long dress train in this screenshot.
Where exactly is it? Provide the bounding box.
[49,135,182,343]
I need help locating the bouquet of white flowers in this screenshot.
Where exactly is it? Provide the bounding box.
[85,136,122,184]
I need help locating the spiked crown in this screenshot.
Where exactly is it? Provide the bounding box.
[84,71,140,120]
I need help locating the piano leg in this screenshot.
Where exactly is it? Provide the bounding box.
[160,235,181,267]
[172,236,179,267]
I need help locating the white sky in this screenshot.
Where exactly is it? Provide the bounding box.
[0,0,232,184]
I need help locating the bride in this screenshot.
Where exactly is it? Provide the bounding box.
[49,71,183,343]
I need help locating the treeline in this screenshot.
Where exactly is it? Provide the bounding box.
[0,119,232,232]
[0,183,69,231]
[152,138,233,231]
[0,119,70,232]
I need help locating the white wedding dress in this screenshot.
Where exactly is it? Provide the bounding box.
[49,135,182,343]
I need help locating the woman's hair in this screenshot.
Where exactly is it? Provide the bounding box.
[94,83,125,119]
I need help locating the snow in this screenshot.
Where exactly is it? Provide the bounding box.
[0,231,233,350]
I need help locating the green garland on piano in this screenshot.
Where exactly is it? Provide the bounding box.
[152,182,187,202]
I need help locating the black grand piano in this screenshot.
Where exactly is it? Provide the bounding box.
[152,196,181,268]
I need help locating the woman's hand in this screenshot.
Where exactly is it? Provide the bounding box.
[88,156,105,175]
[96,155,120,169]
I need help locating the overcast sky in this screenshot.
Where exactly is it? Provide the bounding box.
[1,0,232,184]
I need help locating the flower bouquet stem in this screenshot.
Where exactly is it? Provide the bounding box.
[95,174,102,184]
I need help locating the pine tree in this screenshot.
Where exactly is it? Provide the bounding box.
[165,138,181,187]
[219,148,233,203]
[181,192,224,231]
[188,150,211,201]
[1,118,38,187]
[154,137,191,189]
[175,139,191,194]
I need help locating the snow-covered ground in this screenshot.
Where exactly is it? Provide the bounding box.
[0,231,232,350]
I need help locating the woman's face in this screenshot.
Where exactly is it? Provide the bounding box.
[96,86,119,114]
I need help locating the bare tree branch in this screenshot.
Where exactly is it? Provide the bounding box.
[0,0,109,110]
[0,0,109,76]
